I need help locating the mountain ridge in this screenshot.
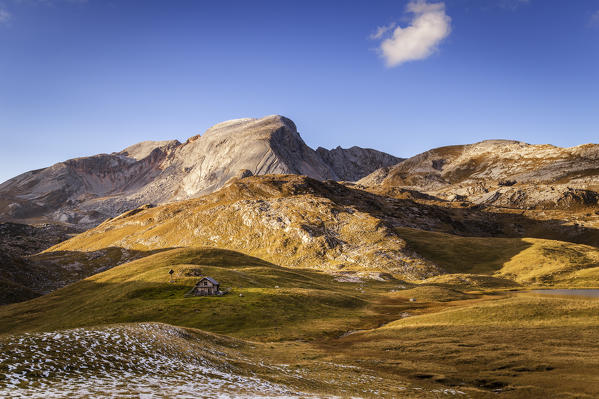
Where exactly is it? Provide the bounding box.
[0,115,401,227]
[359,139,599,210]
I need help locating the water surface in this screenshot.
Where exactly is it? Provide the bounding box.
[531,289,599,297]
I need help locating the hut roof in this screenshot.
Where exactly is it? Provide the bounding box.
[199,277,219,286]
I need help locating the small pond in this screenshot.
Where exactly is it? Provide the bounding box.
[530,289,599,297]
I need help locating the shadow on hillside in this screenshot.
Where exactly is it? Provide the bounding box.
[396,229,534,275]
[439,206,599,247]
[1,247,174,306]
[308,179,599,248]
[0,248,369,336]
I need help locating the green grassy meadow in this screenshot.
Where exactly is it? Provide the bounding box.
[2,229,599,397]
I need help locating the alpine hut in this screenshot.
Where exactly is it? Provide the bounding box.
[191,277,221,296]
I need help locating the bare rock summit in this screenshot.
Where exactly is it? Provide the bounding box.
[0,115,401,227]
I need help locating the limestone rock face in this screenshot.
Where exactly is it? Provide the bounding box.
[316,146,403,181]
[359,140,599,210]
[118,140,181,160]
[170,116,337,199]
[0,146,173,227]
[0,115,399,227]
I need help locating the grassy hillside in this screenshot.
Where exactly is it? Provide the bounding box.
[3,245,599,397]
[43,175,441,280]
[397,227,599,286]
[336,292,599,398]
[0,247,164,305]
[0,245,498,397]
[0,247,418,340]
[26,176,599,288]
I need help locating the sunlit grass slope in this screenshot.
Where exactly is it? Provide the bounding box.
[3,244,599,397]
[36,175,599,285]
[385,292,599,328]
[336,292,599,398]
[397,227,599,286]
[0,247,407,339]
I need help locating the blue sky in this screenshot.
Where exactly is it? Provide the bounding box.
[0,0,598,183]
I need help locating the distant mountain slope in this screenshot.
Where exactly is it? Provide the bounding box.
[359,140,599,210]
[316,146,403,181]
[0,115,401,227]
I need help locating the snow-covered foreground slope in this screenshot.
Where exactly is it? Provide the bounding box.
[0,321,467,398]
[0,323,302,398]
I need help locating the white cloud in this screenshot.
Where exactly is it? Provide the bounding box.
[0,9,11,25]
[591,10,599,26]
[371,1,452,68]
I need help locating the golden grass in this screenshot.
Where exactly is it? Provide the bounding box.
[384,292,599,328]
[330,293,599,398]
[419,273,521,290]
[500,239,599,285]
[45,188,437,279]
[398,227,599,286]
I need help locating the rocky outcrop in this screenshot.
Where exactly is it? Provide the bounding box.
[316,146,402,181]
[360,140,599,210]
[442,185,599,210]
[0,115,399,227]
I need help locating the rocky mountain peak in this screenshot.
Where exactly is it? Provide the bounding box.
[201,117,257,138]
[118,140,181,160]
[0,115,401,227]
